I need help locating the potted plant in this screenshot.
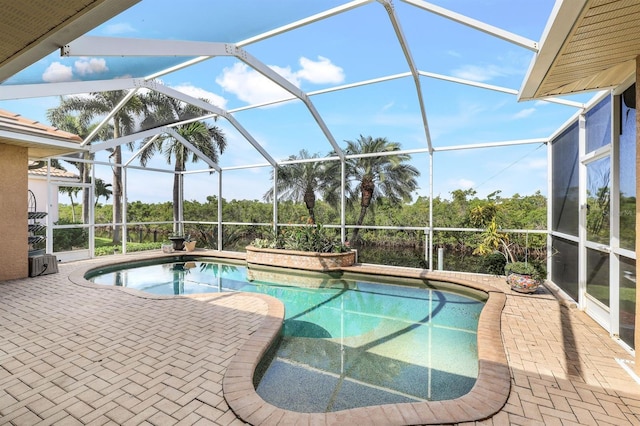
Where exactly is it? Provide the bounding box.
[470,204,545,293]
[183,235,197,252]
[504,261,544,293]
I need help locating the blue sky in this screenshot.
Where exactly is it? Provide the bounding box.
[1,0,595,204]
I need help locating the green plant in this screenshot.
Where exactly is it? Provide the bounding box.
[251,223,349,253]
[94,242,163,256]
[505,261,545,282]
[482,252,507,276]
[52,219,88,251]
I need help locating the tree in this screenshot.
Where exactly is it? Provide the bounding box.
[139,92,226,233]
[332,135,419,244]
[59,186,81,223]
[45,112,110,224]
[47,91,143,244]
[94,178,113,207]
[263,149,334,224]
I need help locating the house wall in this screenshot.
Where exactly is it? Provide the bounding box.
[0,144,28,281]
[28,176,59,223]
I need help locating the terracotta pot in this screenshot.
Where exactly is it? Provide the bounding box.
[184,241,197,252]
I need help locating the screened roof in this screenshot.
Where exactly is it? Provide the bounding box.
[0,0,621,201]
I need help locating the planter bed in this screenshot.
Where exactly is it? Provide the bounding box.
[245,245,356,272]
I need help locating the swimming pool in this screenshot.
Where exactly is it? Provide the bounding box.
[86,256,487,413]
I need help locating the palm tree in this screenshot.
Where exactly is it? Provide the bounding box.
[138,92,226,233]
[59,186,81,222]
[94,178,113,207]
[47,91,143,244]
[46,113,91,224]
[333,135,419,244]
[264,149,334,224]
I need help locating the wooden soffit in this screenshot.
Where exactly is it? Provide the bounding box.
[520,0,640,100]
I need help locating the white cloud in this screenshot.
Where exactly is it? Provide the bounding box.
[297,56,344,84]
[451,64,507,82]
[42,62,73,82]
[512,108,536,119]
[216,56,345,105]
[270,65,301,87]
[216,62,292,105]
[455,178,475,189]
[102,22,136,35]
[382,101,395,111]
[171,83,228,109]
[74,58,108,76]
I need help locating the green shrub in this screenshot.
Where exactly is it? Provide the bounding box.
[251,223,349,253]
[95,242,163,256]
[53,219,88,251]
[482,252,507,276]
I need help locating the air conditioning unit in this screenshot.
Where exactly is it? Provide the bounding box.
[28,254,58,277]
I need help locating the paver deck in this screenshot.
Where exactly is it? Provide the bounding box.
[1,251,639,425]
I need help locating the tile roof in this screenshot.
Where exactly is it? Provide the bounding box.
[0,109,83,143]
[28,163,80,179]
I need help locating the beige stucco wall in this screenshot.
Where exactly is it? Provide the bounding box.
[0,143,28,280]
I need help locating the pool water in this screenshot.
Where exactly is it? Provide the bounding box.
[87,258,485,412]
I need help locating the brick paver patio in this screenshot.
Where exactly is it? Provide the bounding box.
[1,252,639,425]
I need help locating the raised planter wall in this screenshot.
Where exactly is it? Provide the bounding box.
[245,246,356,272]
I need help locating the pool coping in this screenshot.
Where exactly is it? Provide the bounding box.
[68,251,510,425]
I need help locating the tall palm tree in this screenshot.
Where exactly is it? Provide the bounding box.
[138,92,226,233]
[94,178,113,207]
[332,135,419,244]
[47,91,143,244]
[264,149,334,224]
[59,186,81,222]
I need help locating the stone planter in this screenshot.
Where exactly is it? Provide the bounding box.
[245,246,356,272]
[506,272,540,293]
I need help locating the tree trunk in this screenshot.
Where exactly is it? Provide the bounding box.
[350,204,369,244]
[112,145,122,244]
[112,119,122,245]
[70,197,76,223]
[81,152,91,224]
[304,190,316,224]
[350,178,374,244]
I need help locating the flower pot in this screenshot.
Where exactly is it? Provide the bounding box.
[168,236,185,251]
[184,241,196,252]
[506,272,540,293]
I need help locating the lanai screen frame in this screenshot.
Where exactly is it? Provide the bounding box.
[1,0,594,267]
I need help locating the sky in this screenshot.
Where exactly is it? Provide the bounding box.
[1,0,597,205]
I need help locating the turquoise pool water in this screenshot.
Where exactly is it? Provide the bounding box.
[87,257,486,412]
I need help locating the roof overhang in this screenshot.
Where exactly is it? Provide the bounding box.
[0,0,140,83]
[520,0,640,101]
[0,110,85,159]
